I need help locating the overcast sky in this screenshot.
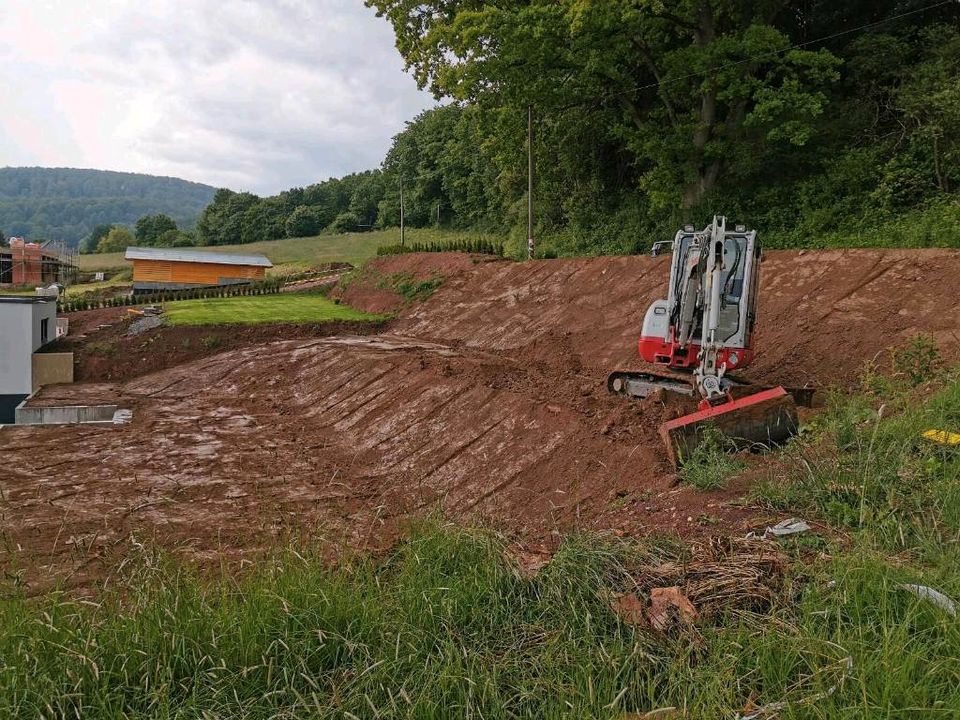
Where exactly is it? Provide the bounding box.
[0,0,435,195]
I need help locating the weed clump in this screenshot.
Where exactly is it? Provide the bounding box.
[679,426,745,490]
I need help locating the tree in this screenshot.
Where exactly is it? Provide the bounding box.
[0,230,7,248]
[96,226,135,253]
[241,198,288,243]
[331,211,361,233]
[285,205,325,237]
[154,228,196,247]
[135,214,178,246]
[196,189,260,245]
[79,224,113,254]
[368,0,840,209]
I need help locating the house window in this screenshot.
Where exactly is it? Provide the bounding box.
[40,318,49,344]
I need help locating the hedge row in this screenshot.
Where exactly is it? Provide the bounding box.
[59,279,283,313]
[376,239,505,257]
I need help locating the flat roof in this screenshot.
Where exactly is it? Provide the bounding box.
[124,246,273,268]
[0,295,54,304]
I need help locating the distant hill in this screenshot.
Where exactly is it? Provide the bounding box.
[0,167,217,247]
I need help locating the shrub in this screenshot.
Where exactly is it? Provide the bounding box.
[331,211,362,233]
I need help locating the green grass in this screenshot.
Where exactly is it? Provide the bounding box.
[678,426,745,490]
[4,343,960,717]
[163,293,383,326]
[77,228,498,274]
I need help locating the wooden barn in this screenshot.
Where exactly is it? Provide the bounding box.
[125,247,273,293]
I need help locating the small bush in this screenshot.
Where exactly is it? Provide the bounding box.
[377,237,505,257]
[892,334,943,386]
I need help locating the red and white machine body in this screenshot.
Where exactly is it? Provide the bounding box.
[609,217,798,463]
[639,218,760,386]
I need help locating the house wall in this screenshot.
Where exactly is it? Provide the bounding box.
[131,259,266,287]
[0,302,32,394]
[0,299,59,422]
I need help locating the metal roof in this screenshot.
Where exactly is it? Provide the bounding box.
[124,246,273,268]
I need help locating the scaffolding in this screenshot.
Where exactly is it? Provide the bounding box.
[0,237,78,288]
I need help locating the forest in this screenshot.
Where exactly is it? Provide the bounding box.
[0,167,215,247]
[89,1,960,255]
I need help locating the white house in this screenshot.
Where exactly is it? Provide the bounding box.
[0,296,60,423]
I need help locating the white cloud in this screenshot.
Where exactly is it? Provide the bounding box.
[0,0,433,194]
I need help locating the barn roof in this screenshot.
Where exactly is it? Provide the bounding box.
[124,246,273,268]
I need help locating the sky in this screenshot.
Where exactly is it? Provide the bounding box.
[0,0,435,195]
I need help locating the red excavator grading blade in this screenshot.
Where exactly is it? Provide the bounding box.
[659,386,799,465]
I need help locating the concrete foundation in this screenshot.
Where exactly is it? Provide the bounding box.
[14,401,122,425]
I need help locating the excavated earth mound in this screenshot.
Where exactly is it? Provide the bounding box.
[395,248,960,388]
[3,249,959,591]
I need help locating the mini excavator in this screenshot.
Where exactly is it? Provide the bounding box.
[608,216,799,464]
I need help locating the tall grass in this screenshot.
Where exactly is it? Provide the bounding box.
[4,357,960,716]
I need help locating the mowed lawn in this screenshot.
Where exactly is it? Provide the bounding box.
[164,293,382,326]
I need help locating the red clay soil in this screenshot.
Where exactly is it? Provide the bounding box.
[3,248,960,592]
[331,252,495,314]
[395,248,960,389]
[45,315,386,383]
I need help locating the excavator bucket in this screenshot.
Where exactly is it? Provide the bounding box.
[659,386,799,466]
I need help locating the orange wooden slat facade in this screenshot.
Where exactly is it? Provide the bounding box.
[131,259,266,285]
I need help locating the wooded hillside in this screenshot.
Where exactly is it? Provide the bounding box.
[0,167,216,246]
[195,1,959,256]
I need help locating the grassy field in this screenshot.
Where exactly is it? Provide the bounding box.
[3,340,959,716]
[164,293,382,326]
[77,228,498,274]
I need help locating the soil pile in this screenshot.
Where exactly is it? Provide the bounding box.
[395,248,960,388]
[331,252,498,314]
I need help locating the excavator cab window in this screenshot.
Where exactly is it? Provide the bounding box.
[717,235,747,342]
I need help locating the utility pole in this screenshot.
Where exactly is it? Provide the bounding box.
[527,104,534,260]
[399,176,405,247]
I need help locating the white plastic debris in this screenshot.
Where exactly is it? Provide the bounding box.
[738,656,852,720]
[763,518,811,539]
[900,584,957,616]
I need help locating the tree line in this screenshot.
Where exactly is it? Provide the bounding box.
[84,0,960,255]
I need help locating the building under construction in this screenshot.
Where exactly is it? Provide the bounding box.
[0,237,78,288]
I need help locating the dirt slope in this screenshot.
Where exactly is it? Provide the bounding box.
[3,336,749,592]
[395,248,960,387]
[3,248,959,591]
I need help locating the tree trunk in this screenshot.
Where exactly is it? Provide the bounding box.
[683,2,719,209]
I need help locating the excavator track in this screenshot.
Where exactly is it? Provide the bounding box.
[607,369,815,407]
[606,369,694,399]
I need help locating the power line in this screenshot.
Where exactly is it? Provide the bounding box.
[556,0,956,111]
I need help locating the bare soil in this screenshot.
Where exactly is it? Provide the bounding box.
[331,252,495,314]
[44,312,387,383]
[4,249,959,593]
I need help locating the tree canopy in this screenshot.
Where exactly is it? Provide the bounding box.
[362,0,959,252]
[96,226,135,254]
[132,1,960,255]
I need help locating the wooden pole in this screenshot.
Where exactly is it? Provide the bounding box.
[399,176,405,247]
[527,104,534,260]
